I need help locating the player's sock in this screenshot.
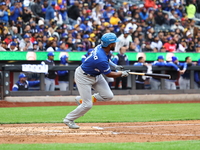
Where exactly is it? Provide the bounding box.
[76,95,97,104]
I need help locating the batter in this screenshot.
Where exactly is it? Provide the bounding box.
[63,33,130,129]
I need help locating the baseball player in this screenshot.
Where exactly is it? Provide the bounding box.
[150,55,181,90]
[58,55,69,91]
[194,59,200,89]
[165,56,185,90]
[63,33,130,129]
[42,52,56,91]
[12,73,40,91]
[81,48,94,63]
[179,56,193,89]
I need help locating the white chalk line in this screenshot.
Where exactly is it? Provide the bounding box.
[96,123,200,129]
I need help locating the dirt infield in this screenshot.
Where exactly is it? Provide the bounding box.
[0,120,200,143]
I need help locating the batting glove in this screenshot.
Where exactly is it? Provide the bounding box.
[121,70,130,77]
[115,65,124,71]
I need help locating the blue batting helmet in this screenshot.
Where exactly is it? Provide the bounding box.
[101,33,119,47]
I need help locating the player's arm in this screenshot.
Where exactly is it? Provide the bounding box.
[12,84,19,91]
[109,59,124,70]
[97,61,129,78]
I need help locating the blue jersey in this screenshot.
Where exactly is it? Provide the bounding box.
[81,45,111,76]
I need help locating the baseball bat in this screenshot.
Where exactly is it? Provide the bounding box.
[128,72,171,79]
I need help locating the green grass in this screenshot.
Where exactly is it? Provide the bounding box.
[0,140,200,150]
[0,103,199,124]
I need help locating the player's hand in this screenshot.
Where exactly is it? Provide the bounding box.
[121,70,130,77]
[115,65,124,71]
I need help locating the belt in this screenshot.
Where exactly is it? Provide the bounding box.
[83,73,97,77]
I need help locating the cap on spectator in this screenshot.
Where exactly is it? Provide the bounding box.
[23,34,30,38]
[106,4,111,7]
[90,33,95,38]
[6,33,11,37]
[146,26,152,30]
[84,3,88,6]
[33,41,38,45]
[127,11,132,15]
[124,30,129,34]
[12,35,17,39]
[0,2,6,5]
[51,1,56,5]
[167,37,172,41]
[172,56,178,62]
[86,9,91,13]
[1,41,7,44]
[123,2,127,5]
[38,20,44,26]
[48,37,54,41]
[47,52,55,56]
[157,55,164,60]
[132,19,136,22]
[10,42,17,46]
[103,22,110,27]
[60,5,64,9]
[59,41,65,46]
[186,31,191,37]
[19,73,26,79]
[174,3,178,6]
[83,34,89,39]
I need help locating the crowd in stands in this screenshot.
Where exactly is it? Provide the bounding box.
[0,0,200,53]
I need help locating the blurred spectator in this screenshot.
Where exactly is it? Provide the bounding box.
[19,34,33,51]
[82,34,91,51]
[45,1,55,23]
[57,41,70,52]
[4,33,12,44]
[8,41,18,51]
[150,34,163,52]
[177,39,187,52]
[0,2,8,24]
[22,6,33,23]
[12,73,40,91]
[113,46,129,89]
[42,52,56,91]
[186,0,196,19]
[0,41,8,51]
[144,0,156,9]
[110,12,120,26]
[115,30,132,52]
[143,41,153,52]
[67,1,80,26]
[133,56,148,89]
[171,20,184,31]
[58,55,69,91]
[30,0,43,22]
[139,8,148,21]
[163,37,176,52]
[32,41,39,51]
[10,1,22,24]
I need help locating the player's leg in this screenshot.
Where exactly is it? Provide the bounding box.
[59,81,67,91]
[186,79,190,89]
[122,77,127,89]
[171,82,176,90]
[115,77,121,89]
[150,78,160,90]
[179,76,185,89]
[45,78,50,91]
[165,80,170,89]
[92,74,114,101]
[63,66,95,128]
[49,79,55,91]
